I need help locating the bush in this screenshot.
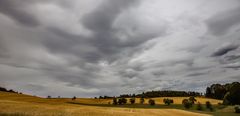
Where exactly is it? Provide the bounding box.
[148,99,155,106]
[189,96,197,104]
[140,97,145,104]
[196,102,203,111]
[182,99,192,109]
[72,96,76,100]
[113,98,118,105]
[163,98,173,105]
[130,98,135,104]
[235,106,240,113]
[206,101,213,111]
[182,99,188,104]
[118,98,127,105]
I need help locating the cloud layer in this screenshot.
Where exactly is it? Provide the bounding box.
[0,0,240,97]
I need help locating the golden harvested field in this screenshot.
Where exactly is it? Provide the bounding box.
[0,91,221,116]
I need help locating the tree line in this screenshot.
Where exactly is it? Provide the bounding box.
[97,91,202,99]
[0,86,19,93]
[116,90,201,98]
[205,81,240,105]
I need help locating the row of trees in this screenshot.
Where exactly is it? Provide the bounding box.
[118,90,201,98]
[113,97,145,105]
[205,82,240,105]
[112,97,175,106]
[182,96,214,111]
[0,86,19,93]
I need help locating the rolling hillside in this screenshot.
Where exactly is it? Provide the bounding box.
[0,91,213,116]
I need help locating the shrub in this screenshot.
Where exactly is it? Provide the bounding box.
[72,96,76,100]
[196,102,203,111]
[130,98,135,104]
[140,97,145,104]
[182,99,188,104]
[118,98,127,105]
[235,106,240,113]
[206,101,213,111]
[182,99,192,109]
[189,96,197,104]
[113,98,118,105]
[163,98,173,105]
[148,99,155,106]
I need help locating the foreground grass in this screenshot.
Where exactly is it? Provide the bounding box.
[0,113,28,116]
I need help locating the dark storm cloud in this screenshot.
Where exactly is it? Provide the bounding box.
[81,0,165,62]
[211,44,238,57]
[224,55,240,61]
[39,0,157,63]
[186,72,207,77]
[0,0,40,27]
[206,7,240,36]
[81,0,139,56]
[1,0,240,97]
[223,63,240,69]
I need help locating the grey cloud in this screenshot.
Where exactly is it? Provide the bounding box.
[211,44,238,57]
[1,0,240,97]
[186,72,208,77]
[80,0,166,62]
[224,55,240,61]
[206,7,240,36]
[81,0,139,57]
[0,0,40,27]
[223,62,240,69]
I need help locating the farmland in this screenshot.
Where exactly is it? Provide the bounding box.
[1,91,238,116]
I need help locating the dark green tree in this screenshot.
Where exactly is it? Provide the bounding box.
[72,96,77,100]
[206,101,213,111]
[189,96,197,104]
[196,102,203,111]
[148,99,155,106]
[130,98,135,104]
[113,98,118,105]
[163,98,173,105]
[182,99,192,109]
[140,97,145,104]
[223,82,240,105]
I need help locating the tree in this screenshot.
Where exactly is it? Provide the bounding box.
[72,96,77,100]
[130,98,135,104]
[196,102,203,111]
[163,98,173,105]
[182,99,192,109]
[47,95,51,99]
[223,82,240,105]
[122,98,127,104]
[113,97,118,105]
[148,99,155,106]
[118,98,127,105]
[140,97,145,104]
[0,87,7,92]
[205,87,211,98]
[206,101,213,111]
[189,96,197,104]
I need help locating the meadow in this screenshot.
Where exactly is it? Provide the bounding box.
[0,91,238,116]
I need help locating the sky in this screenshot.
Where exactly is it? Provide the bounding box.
[0,0,240,98]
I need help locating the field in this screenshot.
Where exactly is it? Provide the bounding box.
[0,91,237,116]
